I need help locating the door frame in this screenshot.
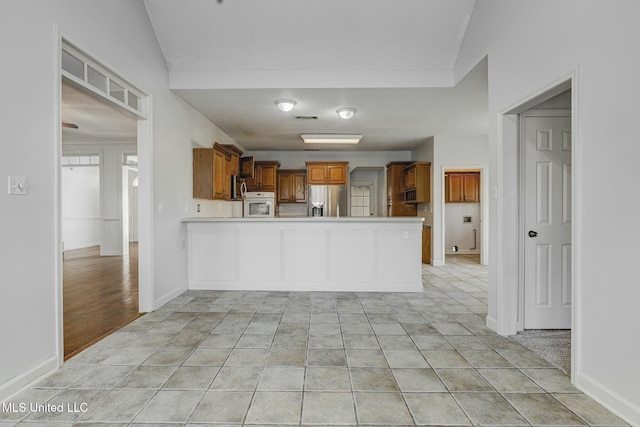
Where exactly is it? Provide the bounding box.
[440,164,489,266]
[350,179,377,217]
[518,109,572,330]
[54,34,155,367]
[497,69,580,381]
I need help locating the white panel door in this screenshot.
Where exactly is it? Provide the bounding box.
[524,114,572,329]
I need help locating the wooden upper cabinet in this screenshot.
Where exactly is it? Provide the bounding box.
[212,146,229,199]
[222,144,243,177]
[445,172,480,203]
[386,162,417,216]
[193,143,232,200]
[240,156,254,178]
[403,162,431,203]
[305,162,348,185]
[193,148,214,199]
[463,173,480,202]
[246,160,280,191]
[307,164,327,184]
[277,170,307,203]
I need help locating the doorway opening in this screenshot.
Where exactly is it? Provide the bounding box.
[350,167,385,217]
[443,169,482,264]
[61,83,140,359]
[498,74,577,378]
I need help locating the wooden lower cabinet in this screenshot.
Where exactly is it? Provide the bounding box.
[422,227,431,264]
[389,203,417,216]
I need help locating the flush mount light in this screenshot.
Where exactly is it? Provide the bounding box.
[275,99,296,112]
[336,107,356,120]
[301,134,363,144]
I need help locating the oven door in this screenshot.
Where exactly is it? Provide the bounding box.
[244,199,274,217]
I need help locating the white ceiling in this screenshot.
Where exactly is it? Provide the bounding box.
[174,59,487,151]
[61,83,136,144]
[144,0,475,75]
[62,0,488,151]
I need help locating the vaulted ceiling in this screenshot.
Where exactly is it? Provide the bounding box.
[64,0,487,151]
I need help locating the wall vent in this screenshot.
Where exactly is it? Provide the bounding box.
[295,115,318,120]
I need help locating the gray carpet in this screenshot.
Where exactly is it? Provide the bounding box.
[511,329,571,374]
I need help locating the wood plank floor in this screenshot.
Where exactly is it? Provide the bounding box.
[63,243,141,359]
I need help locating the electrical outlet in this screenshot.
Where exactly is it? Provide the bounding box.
[8,176,28,195]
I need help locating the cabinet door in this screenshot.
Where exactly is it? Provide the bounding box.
[403,167,416,189]
[326,164,347,184]
[212,148,227,199]
[229,152,240,176]
[447,173,464,202]
[463,173,480,202]
[193,148,213,199]
[293,173,307,202]
[259,165,278,191]
[277,173,293,203]
[307,165,327,184]
[392,203,417,216]
[240,156,254,178]
[422,227,431,264]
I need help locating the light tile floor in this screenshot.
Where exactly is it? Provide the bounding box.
[0,256,629,426]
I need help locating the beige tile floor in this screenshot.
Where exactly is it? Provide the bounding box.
[0,255,629,426]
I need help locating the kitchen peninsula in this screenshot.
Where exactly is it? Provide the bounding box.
[183,217,424,293]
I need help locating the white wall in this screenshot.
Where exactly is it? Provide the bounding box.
[445,202,480,255]
[456,1,640,423]
[424,135,489,266]
[0,0,233,400]
[64,143,137,256]
[61,165,100,250]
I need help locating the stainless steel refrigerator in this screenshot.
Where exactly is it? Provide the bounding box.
[308,185,347,217]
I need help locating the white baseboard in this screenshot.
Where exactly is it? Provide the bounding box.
[445,250,480,255]
[0,355,59,403]
[154,286,188,311]
[486,315,499,333]
[431,260,444,266]
[99,250,123,256]
[575,371,640,427]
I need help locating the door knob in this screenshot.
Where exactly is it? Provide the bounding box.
[528,230,538,238]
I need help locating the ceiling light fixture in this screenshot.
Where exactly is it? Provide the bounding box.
[275,99,296,112]
[301,134,363,144]
[336,107,356,120]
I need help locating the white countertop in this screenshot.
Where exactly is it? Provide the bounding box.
[182,216,424,223]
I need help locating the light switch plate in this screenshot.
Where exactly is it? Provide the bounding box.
[8,176,28,195]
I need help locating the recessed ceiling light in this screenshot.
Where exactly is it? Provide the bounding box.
[301,134,363,144]
[336,107,356,120]
[276,99,296,112]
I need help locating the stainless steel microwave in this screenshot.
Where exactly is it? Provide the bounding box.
[231,175,247,200]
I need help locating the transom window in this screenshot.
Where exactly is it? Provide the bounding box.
[62,41,145,118]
